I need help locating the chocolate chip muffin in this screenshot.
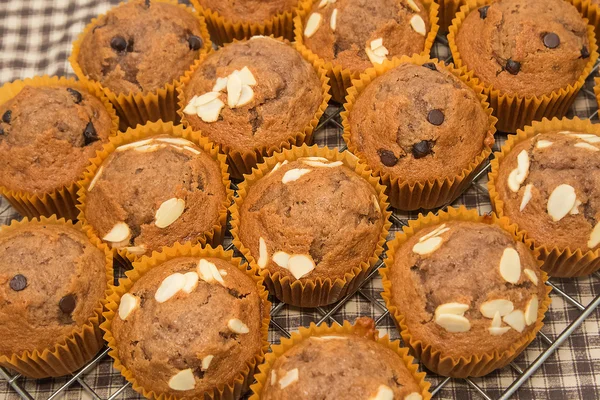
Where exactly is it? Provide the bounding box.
[195,0,298,24]
[454,0,590,97]
[0,84,113,195]
[301,0,431,72]
[76,0,209,94]
[111,255,266,398]
[494,131,600,252]
[81,134,228,258]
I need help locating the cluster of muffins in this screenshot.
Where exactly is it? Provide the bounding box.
[1,0,599,398]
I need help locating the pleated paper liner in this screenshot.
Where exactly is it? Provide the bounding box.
[448,0,599,133]
[69,0,212,131]
[249,318,432,400]
[570,0,600,44]
[488,117,600,277]
[190,0,311,46]
[341,54,497,211]
[177,36,331,180]
[379,206,552,378]
[0,216,114,378]
[76,120,233,269]
[101,243,271,400]
[436,0,466,32]
[0,75,119,220]
[293,0,440,104]
[229,144,392,308]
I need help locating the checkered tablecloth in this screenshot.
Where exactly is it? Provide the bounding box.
[1,1,599,399]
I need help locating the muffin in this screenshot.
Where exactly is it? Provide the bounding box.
[78,122,231,261]
[103,244,270,399]
[342,57,495,210]
[178,36,328,178]
[0,76,117,219]
[251,317,431,400]
[0,217,112,378]
[489,117,600,277]
[381,208,551,378]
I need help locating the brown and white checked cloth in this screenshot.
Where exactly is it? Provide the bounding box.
[1,1,599,399]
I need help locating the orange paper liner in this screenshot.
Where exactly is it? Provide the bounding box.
[436,0,467,32]
[294,0,440,104]
[177,36,331,180]
[0,75,119,220]
[69,0,212,131]
[191,0,311,46]
[569,0,600,43]
[101,243,271,400]
[379,206,552,378]
[448,0,599,133]
[229,144,392,308]
[76,120,233,268]
[0,216,114,378]
[341,54,497,211]
[249,319,432,400]
[488,117,600,277]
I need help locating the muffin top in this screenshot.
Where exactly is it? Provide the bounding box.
[238,157,385,282]
[197,0,298,24]
[302,0,430,72]
[496,131,600,251]
[112,256,265,398]
[182,37,322,153]
[77,0,206,94]
[261,318,423,400]
[84,135,227,257]
[455,0,590,97]
[348,62,494,184]
[0,223,107,356]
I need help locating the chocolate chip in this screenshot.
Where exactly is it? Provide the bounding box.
[9,274,27,291]
[0,127,4,135]
[542,32,560,49]
[427,109,444,126]
[83,121,99,145]
[145,0,151,8]
[188,35,203,51]
[67,88,83,104]
[581,45,590,59]
[412,140,434,159]
[478,5,489,19]
[378,149,398,167]
[2,110,11,124]
[422,62,437,71]
[110,36,127,52]
[505,59,520,75]
[126,38,134,53]
[59,294,76,314]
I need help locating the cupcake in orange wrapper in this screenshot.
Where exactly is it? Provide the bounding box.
[0,216,113,378]
[0,75,119,220]
[191,0,311,46]
[294,0,439,103]
[77,121,233,268]
[177,36,330,180]
[380,206,551,378]
[448,0,598,133]
[101,243,271,400]
[230,144,391,308]
[250,317,432,400]
[488,117,600,277]
[342,54,496,211]
[70,0,212,130]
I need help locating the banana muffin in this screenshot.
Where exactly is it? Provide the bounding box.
[494,131,600,252]
[454,0,590,97]
[111,255,266,398]
[0,84,113,194]
[195,0,298,24]
[301,0,431,71]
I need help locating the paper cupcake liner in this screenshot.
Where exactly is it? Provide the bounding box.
[448,0,599,133]
[488,117,600,277]
[76,120,233,268]
[294,0,440,104]
[230,144,392,308]
[569,0,600,43]
[436,0,467,32]
[0,216,113,378]
[0,75,119,220]
[379,206,552,378]
[177,36,331,180]
[69,0,212,131]
[191,0,311,46]
[341,54,497,211]
[101,242,271,400]
[249,318,432,400]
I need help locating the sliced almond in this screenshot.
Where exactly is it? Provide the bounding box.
[412,236,443,255]
[499,247,521,284]
[288,254,316,279]
[369,385,394,400]
[480,299,514,318]
[407,0,421,12]
[282,168,311,184]
[227,74,242,108]
[536,140,553,149]
[236,67,257,85]
[525,295,538,326]
[435,314,471,332]
[270,160,288,175]
[219,269,228,276]
[278,368,299,389]
[168,369,195,391]
[489,326,511,336]
[125,245,147,255]
[434,302,469,317]
[300,157,328,162]
[201,355,214,371]
[155,273,186,303]
[183,145,201,155]
[228,318,250,334]
[519,184,533,211]
[547,184,576,222]
[507,168,521,193]
[119,293,139,320]
[155,198,186,228]
[235,85,254,108]
[197,259,225,285]
[574,142,599,151]
[208,261,225,284]
[304,13,322,38]
[365,46,386,65]
[418,224,448,242]
[565,132,600,143]
[197,98,225,123]
[516,150,530,183]
[318,0,328,8]
[372,195,381,213]
[523,268,539,285]
[156,138,194,146]
[258,237,268,268]
[330,8,338,31]
[491,311,502,328]
[192,91,222,107]
[88,166,104,192]
[183,97,198,115]
[182,272,199,294]
[589,222,600,248]
[273,251,291,268]
[212,77,228,92]
[410,15,426,36]
[134,144,164,153]
[301,160,343,168]
[117,139,153,152]
[370,38,383,50]
[570,199,581,215]
[271,370,277,385]
[503,310,526,332]
[373,45,389,58]
[103,222,131,243]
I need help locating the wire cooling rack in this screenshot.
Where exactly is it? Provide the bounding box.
[1,35,600,400]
